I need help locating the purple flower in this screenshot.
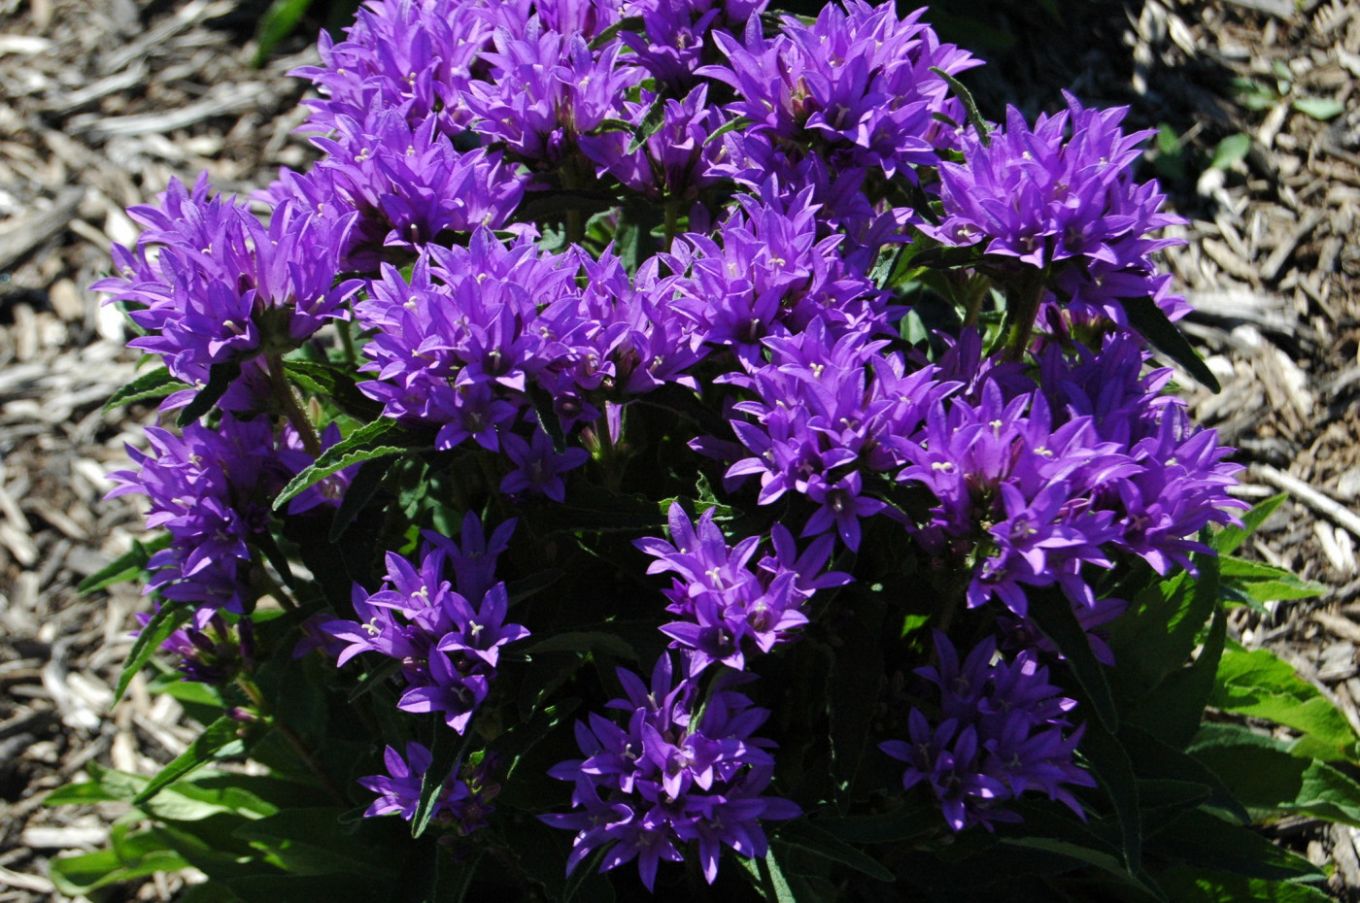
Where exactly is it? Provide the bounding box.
[880,633,1094,831]
[94,176,360,387]
[703,4,979,177]
[466,27,639,166]
[292,0,490,136]
[617,0,765,89]
[542,655,798,890]
[500,429,589,502]
[578,85,727,203]
[424,511,518,602]
[317,524,528,734]
[107,417,283,614]
[436,582,532,668]
[636,505,840,675]
[359,741,498,834]
[803,470,885,551]
[923,93,1185,332]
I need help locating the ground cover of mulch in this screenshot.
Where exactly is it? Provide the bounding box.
[0,0,1355,899]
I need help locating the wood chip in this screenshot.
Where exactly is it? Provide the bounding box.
[0,187,83,272]
[1257,465,1360,542]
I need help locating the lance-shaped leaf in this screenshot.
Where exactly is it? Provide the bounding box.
[178,359,242,425]
[111,599,190,703]
[1122,296,1220,392]
[103,366,188,412]
[273,419,411,511]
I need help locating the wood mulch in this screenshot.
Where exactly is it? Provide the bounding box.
[0,0,1355,899]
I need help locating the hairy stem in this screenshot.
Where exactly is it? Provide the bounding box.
[267,352,322,457]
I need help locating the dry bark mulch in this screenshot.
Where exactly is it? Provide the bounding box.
[0,0,1356,899]
[0,1,318,898]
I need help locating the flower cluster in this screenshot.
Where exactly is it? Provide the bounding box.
[107,417,280,618]
[706,3,980,177]
[880,633,1096,831]
[133,608,253,685]
[924,93,1186,326]
[542,654,799,889]
[320,518,529,733]
[94,176,360,387]
[636,504,850,676]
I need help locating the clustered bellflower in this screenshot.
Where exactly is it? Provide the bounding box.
[95,0,1248,890]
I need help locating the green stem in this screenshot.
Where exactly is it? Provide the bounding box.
[1003,270,1048,362]
[237,675,345,804]
[337,318,357,365]
[267,352,322,457]
[663,198,679,248]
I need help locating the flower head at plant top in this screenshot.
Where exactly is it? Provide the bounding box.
[880,632,1095,831]
[542,654,799,889]
[923,93,1184,326]
[93,175,361,386]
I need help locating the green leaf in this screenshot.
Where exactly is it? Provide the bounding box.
[282,358,383,420]
[434,848,483,903]
[1292,97,1344,121]
[134,717,247,805]
[1209,133,1251,171]
[1190,723,1360,825]
[77,533,173,595]
[513,189,618,225]
[1080,723,1142,874]
[1220,556,1324,606]
[587,15,642,50]
[827,602,883,801]
[273,418,411,510]
[773,821,895,882]
[527,382,568,453]
[1128,595,1226,748]
[103,366,189,412]
[703,115,752,147]
[253,0,315,66]
[1150,809,1320,881]
[48,837,190,896]
[110,599,190,703]
[1211,645,1360,762]
[1111,550,1219,699]
[235,808,396,879]
[1159,866,1332,902]
[813,805,939,845]
[627,93,668,153]
[411,721,476,839]
[929,67,990,145]
[1213,494,1286,555]
[327,458,391,542]
[1029,590,1118,731]
[1123,295,1220,392]
[179,359,242,425]
[750,847,804,902]
[523,630,638,661]
[1119,725,1249,824]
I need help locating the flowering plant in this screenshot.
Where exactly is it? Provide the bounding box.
[56,2,1358,900]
